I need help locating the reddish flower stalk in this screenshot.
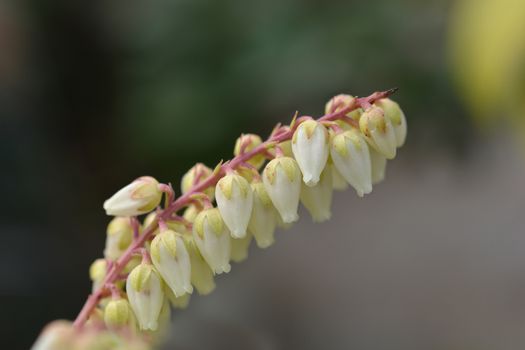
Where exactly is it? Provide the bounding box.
[72,88,397,329]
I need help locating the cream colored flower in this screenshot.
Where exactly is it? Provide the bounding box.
[292,120,329,186]
[193,208,231,274]
[248,182,277,248]
[103,176,162,217]
[215,173,253,238]
[300,167,333,222]
[359,106,397,159]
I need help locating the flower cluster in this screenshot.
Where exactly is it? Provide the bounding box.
[32,90,406,350]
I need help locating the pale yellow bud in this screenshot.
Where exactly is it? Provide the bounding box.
[234,134,265,169]
[89,259,107,293]
[230,232,252,263]
[181,163,214,199]
[325,94,362,120]
[300,167,333,222]
[359,106,397,159]
[374,98,407,147]
[183,235,216,295]
[248,182,277,248]
[104,217,134,260]
[104,298,134,329]
[103,176,162,217]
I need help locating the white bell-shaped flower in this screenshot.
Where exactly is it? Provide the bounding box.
[375,98,407,147]
[104,217,134,261]
[230,232,252,263]
[183,236,216,295]
[103,176,162,217]
[248,182,277,248]
[151,230,193,297]
[193,208,231,274]
[330,129,373,197]
[369,147,387,184]
[126,263,164,331]
[300,167,333,222]
[330,162,348,191]
[215,173,253,238]
[262,156,301,223]
[291,120,329,186]
[359,106,397,159]
[104,298,136,331]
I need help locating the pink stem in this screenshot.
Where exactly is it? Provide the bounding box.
[72,88,396,329]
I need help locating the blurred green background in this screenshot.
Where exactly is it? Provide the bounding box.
[1,0,524,349]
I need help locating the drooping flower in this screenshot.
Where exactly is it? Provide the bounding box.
[369,147,387,184]
[126,263,164,331]
[330,129,373,197]
[104,217,134,261]
[248,182,277,248]
[104,298,135,330]
[103,176,162,217]
[300,167,333,222]
[150,230,193,297]
[183,235,216,295]
[374,98,407,147]
[291,120,329,186]
[215,173,253,238]
[262,156,301,223]
[359,106,397,159]
[230,232,252,263]
[330,161,349,191]
[192,208,231,274]
[166,286,191,309]
[89,258,107,293]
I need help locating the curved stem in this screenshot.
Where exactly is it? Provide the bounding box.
[72,88,396,329]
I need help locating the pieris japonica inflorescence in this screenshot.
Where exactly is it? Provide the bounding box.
[33,90,406,350]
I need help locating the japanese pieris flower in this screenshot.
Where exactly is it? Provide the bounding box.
[234,134,265,169]
[104,298,135,330]
[369,147,387,184]
[126,263,164,331]
[330,162,349,191]
[300,167,333,222]
[248,182,277,248]
[183,236,216,295]
[375,98,407,147]
[103,176,162,217]
[89,258,107,293]
[181,163,214,199]
[193,208,231,274]
[291,120,329,186]
[330,129,373,197]
[230,232,252,263]
[166,287,191,309]
[359,106,397,159]
[215,173,253,238]
[325,94,362,121]
[150,230,193,297]
[262,156,301,223]
[104,217,133,261]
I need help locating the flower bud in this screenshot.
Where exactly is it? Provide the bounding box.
[278,139,293,158]
[330,129,373,197]
[325,94,362,120]
[230,232,252,263]
[181,163,214,199]
[359,106,397,159]
[369,147,387,184]
[193,208,231,274]
[31,320,74,350]
[291,120,329,186]
[375,98,407,147]
[104,217,134,260]
[330,161,348,191]
[89,258,107,293]
[248,182,277,248]
[166,287,191,309]
[234,134,265,169]
[103,176,162,217]
[215,173,253,238]
[300,167,333,222]
[104,298,134,330]
[126,263,164,331]
[183,235,216,295]
[151,230,193,297]
[183,205,200,222]
[262,156,301,223]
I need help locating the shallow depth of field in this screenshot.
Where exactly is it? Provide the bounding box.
[1,0,524,349]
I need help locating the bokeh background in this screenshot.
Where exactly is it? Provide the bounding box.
[1,0,524,349]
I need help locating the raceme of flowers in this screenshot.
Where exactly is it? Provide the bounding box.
[32,92,407,350]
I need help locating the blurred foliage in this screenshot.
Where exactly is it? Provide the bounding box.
[449,0,525,144]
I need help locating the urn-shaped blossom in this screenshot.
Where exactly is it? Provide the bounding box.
[215,173,253,238]
[126,263,164,331]
[230,232,252,263]
[375,98,407,147]
[234,134,265,169]
[330,129,373,197]
[89,258,107,293]
[330,162,349,191]
[359,106,397,159]
[291,120,329,186]
[193,208,231,274]
[103,176,162,217]
[104,298,135,330]
[262,156,301,223]
[300,167,333,222]
[181,163,214,199]
[104,217,134,261]
[183,235,216,295]
[151,230,193,297]
[369,147,387,184]
[248,182,277,248]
